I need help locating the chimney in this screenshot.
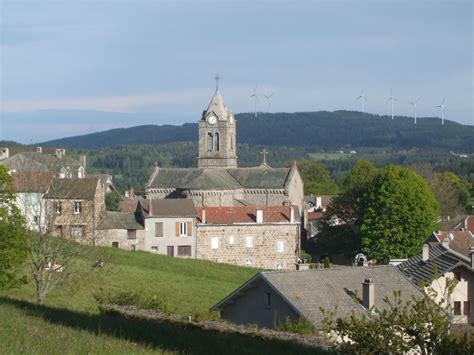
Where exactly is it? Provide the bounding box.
[470,247,474,270]
[290,206,295,223]
[422,243,430,262]
[0,147,9,159]
[202,209,206,224]
[79,153,86,169]
[256,209,263,223]
[362,278,375,309]
[36,147,42,153]
[316,196,322,209]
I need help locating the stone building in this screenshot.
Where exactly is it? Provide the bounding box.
[195,205,300,270]
[145,88,304,212]
[43,176,105,243]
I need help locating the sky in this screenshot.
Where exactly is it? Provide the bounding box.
[1,0,473,143]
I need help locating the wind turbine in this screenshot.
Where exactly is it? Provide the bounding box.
[436,97,446,125]
[264,92,274,112]
[409,98,421,124]
[250,85,259,117]
[355,89,367,113]
[386,88,397,120]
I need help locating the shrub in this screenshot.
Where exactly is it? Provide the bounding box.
[275,316,315,335]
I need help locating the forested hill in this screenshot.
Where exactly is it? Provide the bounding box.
[40,111,474,152]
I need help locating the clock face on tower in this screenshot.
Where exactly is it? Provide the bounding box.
[207,115,217,125]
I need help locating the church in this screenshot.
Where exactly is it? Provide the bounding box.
[145,84,304,211]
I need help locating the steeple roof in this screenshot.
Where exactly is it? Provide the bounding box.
[203,91,233,121]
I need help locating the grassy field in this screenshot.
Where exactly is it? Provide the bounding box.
[0,246,328,354]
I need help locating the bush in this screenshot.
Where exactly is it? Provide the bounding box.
[275,316,315,335]
[323,257,331,269]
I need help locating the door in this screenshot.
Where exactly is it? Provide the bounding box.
[167,246,174,257]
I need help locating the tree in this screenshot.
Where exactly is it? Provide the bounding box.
[314,160,377,258]
[298,160,338,195]
[359,166,438,261]
[316,163,438,262]
[0,165,27,288]
[320,290,453,354]
[105,191,122,211]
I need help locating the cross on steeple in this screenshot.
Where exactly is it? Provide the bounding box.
[214,71,220,92]
[260,149,268,166]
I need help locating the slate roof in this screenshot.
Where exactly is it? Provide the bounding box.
[212,266,423,328]
[196,205,299,224]
[10,171,54,193]
[139,198,196,218]
[43,177,99,200]
[1,152,82,172]
[147,166,291,190]
[397,243,472,285]
[97,211,144,230]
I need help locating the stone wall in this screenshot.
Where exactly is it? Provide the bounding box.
[196,223,299,270]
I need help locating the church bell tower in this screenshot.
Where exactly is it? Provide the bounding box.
[198,75,237,169]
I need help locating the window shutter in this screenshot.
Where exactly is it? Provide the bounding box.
[175,222,180,236]
[187,222,192,236]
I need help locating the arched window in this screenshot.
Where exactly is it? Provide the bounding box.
[207,132,213,151]
[229,135,233,150]
[214,133,220,151]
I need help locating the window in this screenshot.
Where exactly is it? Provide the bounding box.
[112,242,119,248]
[155,222,163,237]
[176,221,191,236]
[78,167,85,179]
[245,258,253,266]
[229,236,235,245]
[127,230,136,239]
[66,167,72,179]
[277,241,285,253]
[245,236,253,248]
[70,225,83,238]
[214,133,220,151]
[277,263,283,270]
[151,246,158,253]
[34,215,39,224]
[454,301,461,315]
[229,135,233,150]
[54,201,62,214]
[264,292,271,308]
[178,245,192,256]
[211,237,219,249]
[207,132,213,151]
[59,167,66,179]
[464,301,471,316]
[74,201,82,214]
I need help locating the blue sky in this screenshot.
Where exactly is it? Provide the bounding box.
[1,0,472,143]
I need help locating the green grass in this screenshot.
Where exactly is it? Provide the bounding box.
[0,246,330,354]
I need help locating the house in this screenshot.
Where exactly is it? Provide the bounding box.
[304,195,333,212]
[96,211,145,250]
[10,171,54,231]
[398,231,474,324]
[136,198,197,257]
[211,266,423,329]
[89,173,116,193]
[43,176,105,243]
[0,147,86,179]
[195,205,300,270]
[144,89,304,211]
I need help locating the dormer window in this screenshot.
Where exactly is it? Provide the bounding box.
[78,167,85,179]
[66,167,72,179]
[59,167,66,179]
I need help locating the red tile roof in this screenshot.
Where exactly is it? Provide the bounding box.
[466,216,474,233]
[196,205,298,224]
[307,211,323,220]
[435,230,474,257]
